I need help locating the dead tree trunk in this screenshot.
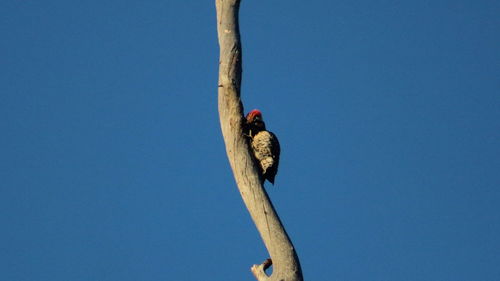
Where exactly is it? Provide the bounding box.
[215,1,303,280]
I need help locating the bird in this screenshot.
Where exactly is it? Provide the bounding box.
[245,109,281,185]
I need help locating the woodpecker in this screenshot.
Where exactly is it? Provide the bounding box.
[245,109,281,185]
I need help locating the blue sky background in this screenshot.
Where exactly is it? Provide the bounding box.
[1,1,499,281]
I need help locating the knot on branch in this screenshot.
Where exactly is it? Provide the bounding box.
[251,258,272,281]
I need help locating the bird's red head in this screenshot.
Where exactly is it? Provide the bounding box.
[246,109,263,122]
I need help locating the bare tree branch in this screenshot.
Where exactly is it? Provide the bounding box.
[216,1,303,280]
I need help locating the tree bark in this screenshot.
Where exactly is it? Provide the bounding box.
[216,1,303,280]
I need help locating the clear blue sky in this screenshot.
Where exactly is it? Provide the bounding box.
[1,1,499,281]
